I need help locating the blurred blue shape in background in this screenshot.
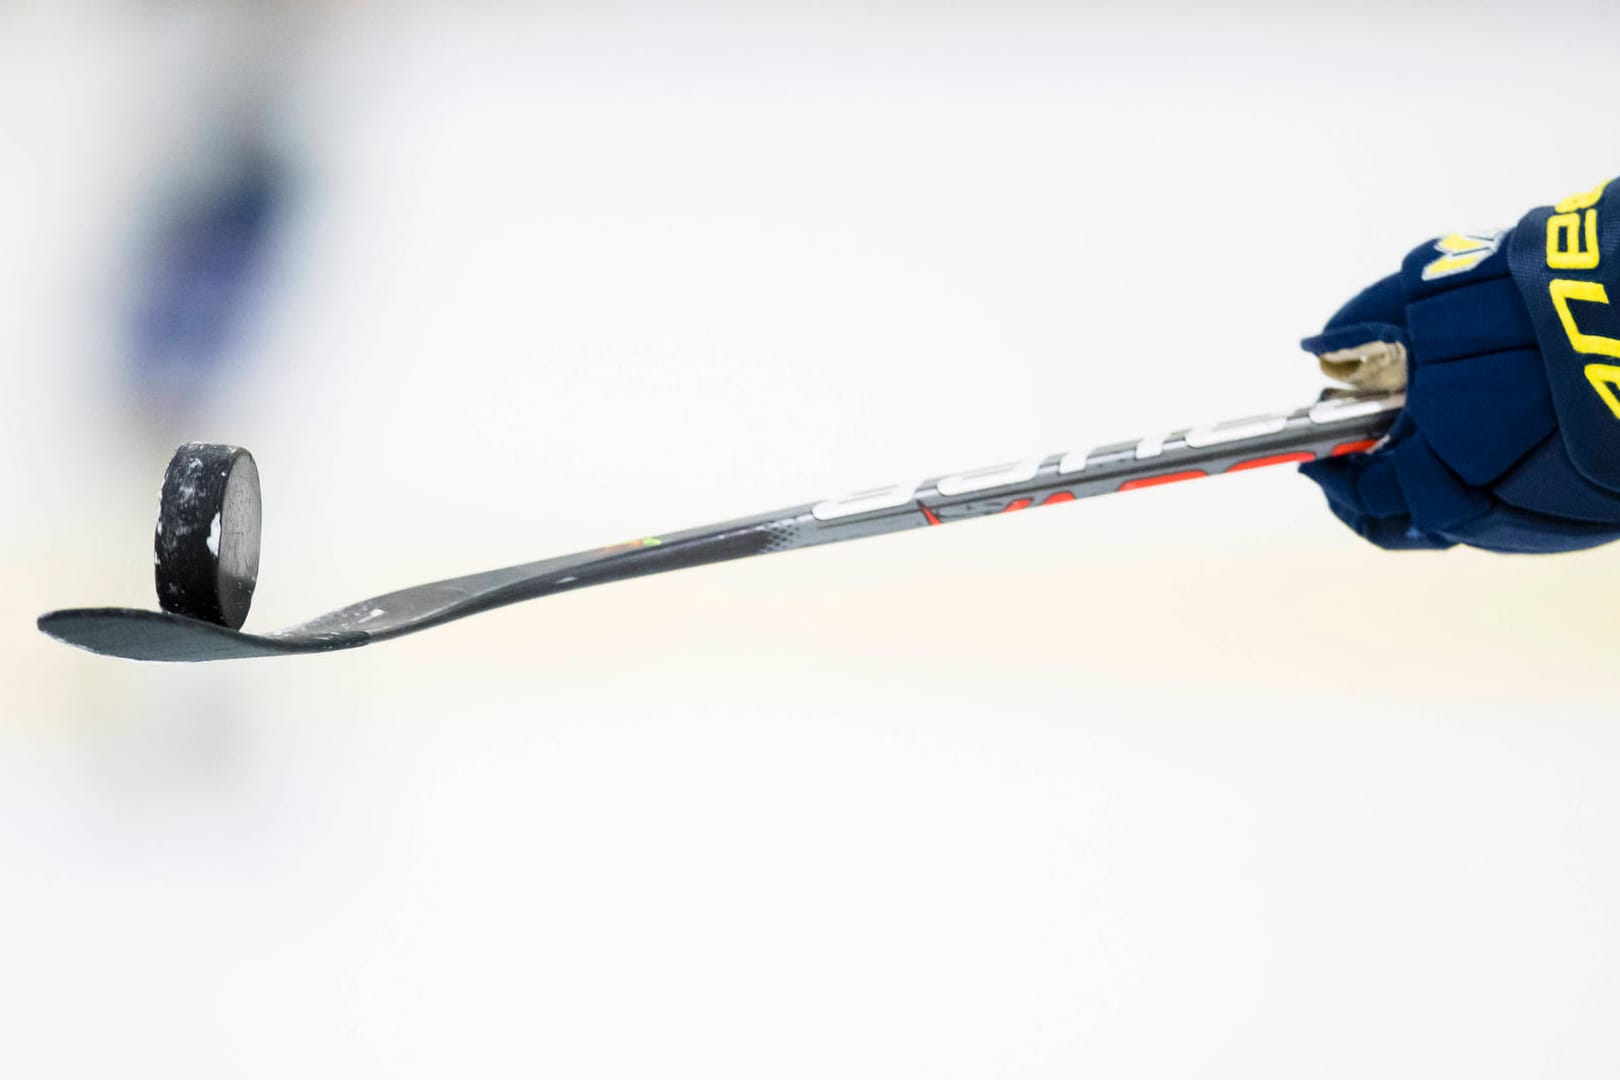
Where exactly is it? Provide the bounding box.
[125,133,289,413]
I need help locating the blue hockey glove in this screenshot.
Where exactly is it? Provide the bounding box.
[1300,179,1620,553]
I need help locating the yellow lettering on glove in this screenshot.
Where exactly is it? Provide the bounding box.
[1556,181,1608,214]
[1548,210,1601,270]
[1545,180,1620,420]
[1549,280,1620,358]
[1422,232,1503,280]
[1585,364,1620,421]
[1550,281,1620,422]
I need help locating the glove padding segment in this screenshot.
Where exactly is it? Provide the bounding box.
[1300,183,1620,553]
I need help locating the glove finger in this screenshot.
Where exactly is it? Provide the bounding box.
[1306,471,1451,550]
[1406,347,1555,486]
[1405,273,1537,363]
[1299,450,1410,522]
[1390,432,1493,534]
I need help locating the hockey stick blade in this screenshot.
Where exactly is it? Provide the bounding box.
[37,390,1403,662]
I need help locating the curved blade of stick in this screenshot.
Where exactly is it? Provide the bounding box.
[38,608,366,661]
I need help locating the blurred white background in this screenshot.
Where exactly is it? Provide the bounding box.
[4,2,1620,1077]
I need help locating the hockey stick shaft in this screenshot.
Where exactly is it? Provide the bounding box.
[289,390,1404,643]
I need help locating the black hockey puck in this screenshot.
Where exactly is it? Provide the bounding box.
[154,443,262,629]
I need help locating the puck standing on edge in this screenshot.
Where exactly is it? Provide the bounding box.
[154,443,262,628]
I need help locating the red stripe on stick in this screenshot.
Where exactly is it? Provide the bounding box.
[919,504,942,526]
[1041,491,1076,505]
[1001,498,1033,513]
[1330,439,1379,457]
[1119,470,1207,492]
[1227,451,1315,472]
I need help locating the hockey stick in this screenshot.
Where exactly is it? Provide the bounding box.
[37,390,1403,662]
